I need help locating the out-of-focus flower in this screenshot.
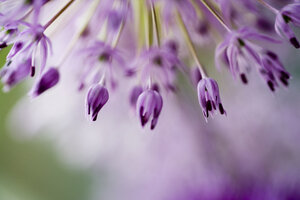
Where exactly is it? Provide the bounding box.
[0,56,31,91]
[1,0,300,199]
[0,0,298,129]
[260,50,290,91]
[275,2,300,48]
[215,27,287,89]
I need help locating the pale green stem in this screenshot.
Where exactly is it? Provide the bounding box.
[256,0,278,14]
[198,0,231,32]
[150,2,161,46]
[44,0,75,29]
[176,9,207,77]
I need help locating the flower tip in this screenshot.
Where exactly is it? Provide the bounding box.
[31,67,60,97]
[267,81,275,92]
[30,66,35,77]
[240,73,248,84]
[0,42,7,49]
[219,103,225,115]
[136,89,163,130]
[86,84,109,122]
[290,37,300,49]
[150,117,159,130]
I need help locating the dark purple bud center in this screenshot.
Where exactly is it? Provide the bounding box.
[35,68,59,96]
[290,37,300,49]
[240,73,248,84]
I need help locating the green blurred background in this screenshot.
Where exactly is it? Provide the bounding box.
[0,48,93,200]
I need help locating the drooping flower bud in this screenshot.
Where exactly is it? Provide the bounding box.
[86,84,109,121]
[136,89,163,130]
[197,77,225,119]
[31,67,59,97]
[275,3,300,48]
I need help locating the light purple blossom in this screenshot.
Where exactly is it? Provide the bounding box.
[215,27,280,84]
[197,77,225,118]
[275,2,300,48]
[0,23,18,49]
[0,56,31,91]
[7,23,52,76]
[0,0,298,127]
[130,43,183,92]
[136,88,163,130]
[86,84,109,121]
[260,51,290,91]
[31,67,59,97]
[0,0,47,26]
[78,41,125,90]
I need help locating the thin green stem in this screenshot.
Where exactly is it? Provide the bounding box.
[176,9,207,77]
[145,6,153,49]
[198,0,231,32]
[150,2,161,46]
[44,0,75,29]
[256,0,278,14]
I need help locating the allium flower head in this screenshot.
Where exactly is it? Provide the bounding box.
[0,0,297,128]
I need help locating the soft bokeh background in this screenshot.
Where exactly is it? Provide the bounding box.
[0,48,94,200]
[1,39,300,199]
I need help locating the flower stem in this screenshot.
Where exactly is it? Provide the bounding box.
[256,0,278,14]
[198,0,231,32]
[150,2,161,46]
[44,0,75,29]
[146,7,153,48]
[58,0,102,67]
[112,1,130,48]
[176,9,207,77]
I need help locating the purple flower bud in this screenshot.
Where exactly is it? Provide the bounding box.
[275,3,300,48]
[0,58,31,91]
[129,86,143,108]
[31,67,59,97]
[86,84,109,121]
[260,51,290,92]
[197,77,225,118]
[136,89,163,130]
